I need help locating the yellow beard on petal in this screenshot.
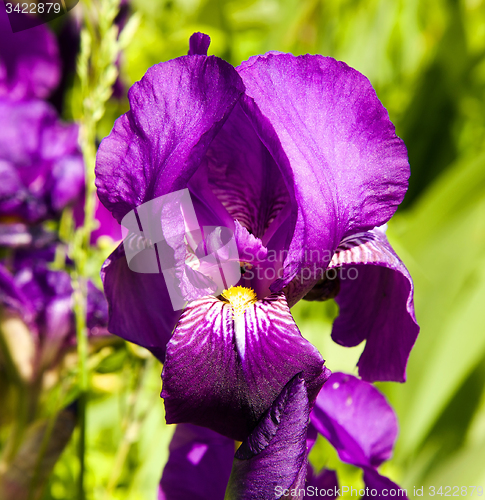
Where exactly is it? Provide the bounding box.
[221,286,257,317]
[221,286,257,360]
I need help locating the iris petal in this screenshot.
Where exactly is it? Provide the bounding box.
[328,226,419,382]
[361,468,409,499]
[310,372,397,469]
[204,102,291,240]
[306,467,339,496]
[237,53,410,293]
[158,423,234,500]
[100,245,181,362]
[95,53,245,223]
[162,292,329,440]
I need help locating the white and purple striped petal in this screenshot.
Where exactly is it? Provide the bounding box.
[162,293,330,441]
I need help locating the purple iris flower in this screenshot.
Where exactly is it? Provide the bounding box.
[95,33,417,439]
[310,372,408,498]
[0,250,109,380]
[0,5,120,246]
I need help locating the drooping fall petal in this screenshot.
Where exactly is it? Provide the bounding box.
[162,293,329,441]
[327,226,419,382]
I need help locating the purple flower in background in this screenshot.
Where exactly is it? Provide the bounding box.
[0,2,60,101]
[95,32,418,439]
[310,372,408,498]
[0,99,84,225]
[0,3,86,233]
[0,6,121,246]
[0,250,109,381]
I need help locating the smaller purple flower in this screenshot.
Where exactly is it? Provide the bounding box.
[0,2,60,101]
[310,372,408,498]
[0,99,84,225]
[0,250,109,380]
[0,4,86,237]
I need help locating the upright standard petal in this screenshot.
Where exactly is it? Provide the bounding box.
[310,373,397,469]
[159,424,234,500]
[95,52,245,223]
[188,33,211,56]
[162,292,329,441]
[224,375,309,500]
[0,2,60,100]
[326,227,419,382]
[237,54,409,294]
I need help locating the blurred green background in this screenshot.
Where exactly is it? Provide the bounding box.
[49,0,485,498]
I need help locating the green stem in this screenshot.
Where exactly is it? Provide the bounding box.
[27,381,67,500]
[0,381,30,472]
[103,357,154,498]
[72,275,88,500]
[69,1,128,496]
[0,329,40,474]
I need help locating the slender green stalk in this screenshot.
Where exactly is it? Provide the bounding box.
[0,333,40,474]
[27,381,69,500]
[69,2,139,498]
[102,356,156,499]
[0,380,30,471]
